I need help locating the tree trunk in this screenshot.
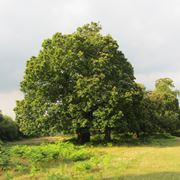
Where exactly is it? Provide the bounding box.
[76,127,90,144]
[132,131,140,139]
[104,128,111,142]
[136,131,140,138]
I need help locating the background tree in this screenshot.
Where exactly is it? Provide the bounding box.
[130,78,180,137]
[15,22,137,143]
[153,78,179,132]
[138,78,180,135]
[0,112,19,141]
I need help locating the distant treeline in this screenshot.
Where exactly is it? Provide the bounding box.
[3,22,179,144]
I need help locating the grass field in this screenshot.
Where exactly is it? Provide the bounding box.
[0,135,180,180]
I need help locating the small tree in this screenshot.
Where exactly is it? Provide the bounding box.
[139,78,180,134]
[154,78,179,132]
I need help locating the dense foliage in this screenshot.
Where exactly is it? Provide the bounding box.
[0,113,19,141]
[15,22,180,143]
[149,78,180,133]
[15,22,141,143]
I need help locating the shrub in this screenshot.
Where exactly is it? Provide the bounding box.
[10,142,92,165]
[0,115,19,141]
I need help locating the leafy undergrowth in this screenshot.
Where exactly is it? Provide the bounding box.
[0,141,110,179]
[1,135,180,179]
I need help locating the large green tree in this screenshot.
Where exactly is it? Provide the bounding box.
[15,22,137,143]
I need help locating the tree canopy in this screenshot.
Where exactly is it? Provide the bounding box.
[15,22,141,143]
[15,22,180,143]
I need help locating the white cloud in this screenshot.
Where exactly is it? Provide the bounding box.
[136,71,180,90]
[0,91,23,118]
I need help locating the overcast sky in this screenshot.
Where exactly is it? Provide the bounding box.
[0,0,180,118]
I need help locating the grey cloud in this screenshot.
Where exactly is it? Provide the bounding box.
[0,0,180,93]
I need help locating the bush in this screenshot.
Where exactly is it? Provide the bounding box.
[0,115,19,141]
[0,142,93,174]
[10,142,92,165]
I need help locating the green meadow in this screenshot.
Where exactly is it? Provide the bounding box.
[1,135,180,180]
